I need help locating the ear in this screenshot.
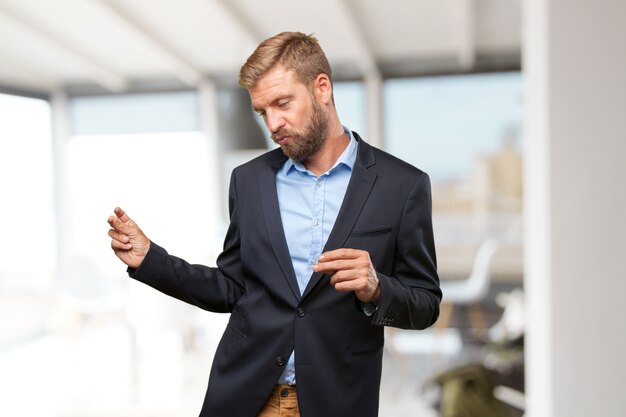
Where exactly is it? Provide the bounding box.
[313,73,333,105]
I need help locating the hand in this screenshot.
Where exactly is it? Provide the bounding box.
[107,207,150,269]
[313,248,380,304]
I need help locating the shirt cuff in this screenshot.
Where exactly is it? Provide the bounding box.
[361,301,379,317]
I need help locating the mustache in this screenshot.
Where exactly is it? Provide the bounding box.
[272,129,294,142]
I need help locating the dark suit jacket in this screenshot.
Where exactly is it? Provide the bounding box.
[129,133,441,417]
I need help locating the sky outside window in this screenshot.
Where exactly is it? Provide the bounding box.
[384,72,523,180]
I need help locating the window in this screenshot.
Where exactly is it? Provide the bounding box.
[385,72,524,278]
[0,93,54,290]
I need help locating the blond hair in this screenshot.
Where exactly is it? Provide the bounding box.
[239,32,332,91]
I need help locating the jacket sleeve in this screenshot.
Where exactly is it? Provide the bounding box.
[370,172,442,329]
[127,172,245,313]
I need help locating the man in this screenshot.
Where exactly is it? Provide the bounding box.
[108,32,441,417]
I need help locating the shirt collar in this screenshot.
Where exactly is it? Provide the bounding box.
[283,126,358,176]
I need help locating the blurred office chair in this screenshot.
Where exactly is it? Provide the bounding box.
[437,238,499,331]
[424,363,523,417]
[385,239,499,363]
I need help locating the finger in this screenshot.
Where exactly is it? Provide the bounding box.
[111,239,132,251]
[329,269,359,285]
[333,278,369,293]
[315,258,369,273]
[108,215,134,234]
[318,248,362,262]
[335,281,367,292]
[314,259,343,273]
[108,229,129,243]
[114,207,131,223]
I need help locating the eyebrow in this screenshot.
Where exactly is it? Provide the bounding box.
[253,94,293,113]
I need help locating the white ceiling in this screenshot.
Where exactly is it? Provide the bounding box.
[0,0,521,95]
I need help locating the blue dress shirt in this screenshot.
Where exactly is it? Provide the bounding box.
[275,127,358,385]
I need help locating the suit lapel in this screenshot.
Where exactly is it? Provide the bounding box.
[302,135,378,299]
[258,150,302,302]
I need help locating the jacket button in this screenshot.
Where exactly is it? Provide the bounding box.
[275,356,286,366]
[297,306,306,317]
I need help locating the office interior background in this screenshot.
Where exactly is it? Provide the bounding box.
[0,1,624,416]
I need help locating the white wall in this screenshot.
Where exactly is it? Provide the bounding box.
[524,1,626,416]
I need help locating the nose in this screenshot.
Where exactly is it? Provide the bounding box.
[265,110,285,134]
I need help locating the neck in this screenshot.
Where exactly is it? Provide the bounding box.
[302,118,348,176]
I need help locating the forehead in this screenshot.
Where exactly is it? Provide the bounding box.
[250,66,306,108]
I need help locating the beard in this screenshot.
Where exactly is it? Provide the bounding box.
[272,97,329,162]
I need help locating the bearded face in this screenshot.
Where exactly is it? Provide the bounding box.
[271,94,329,162]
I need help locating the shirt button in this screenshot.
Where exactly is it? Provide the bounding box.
[275,356,286,366]
[314,219,320,226]
[297,306,306,317]
[281,388,290,397]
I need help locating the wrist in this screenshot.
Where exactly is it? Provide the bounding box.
[370,282,381,305]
